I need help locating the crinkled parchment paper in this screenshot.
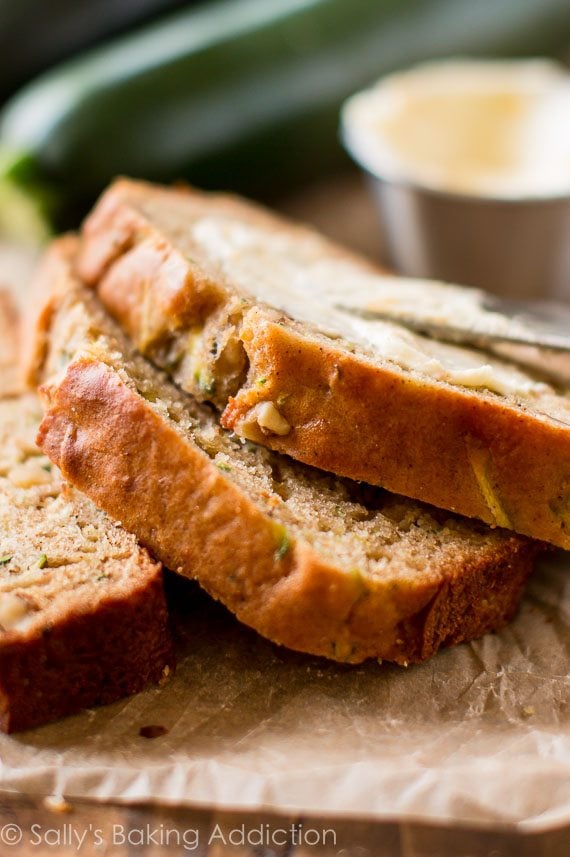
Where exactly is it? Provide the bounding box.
[0,553,568,833]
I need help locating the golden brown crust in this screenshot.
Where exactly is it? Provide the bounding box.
[76,179,570,549]
[37,355,539,666]
[0,568,171,733]
[22,234,79,390]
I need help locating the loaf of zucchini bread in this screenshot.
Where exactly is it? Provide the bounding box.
[32,239,542,666]
[0,281,173,732]
[76,178,570,548]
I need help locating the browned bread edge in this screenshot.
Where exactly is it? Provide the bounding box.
[0,562,171,732]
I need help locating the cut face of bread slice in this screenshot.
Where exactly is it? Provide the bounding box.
[0,287,173,733]
[33,240,541,666]
[76,178,570,548]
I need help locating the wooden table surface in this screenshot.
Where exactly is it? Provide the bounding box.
[1,174,569,857]
[1,794,569,857]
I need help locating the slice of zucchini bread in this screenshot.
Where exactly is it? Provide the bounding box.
[0,291,173,733]
[32,239,542,666]
[76,178,570,549]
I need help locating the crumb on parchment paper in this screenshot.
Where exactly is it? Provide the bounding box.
[43,795,73,813]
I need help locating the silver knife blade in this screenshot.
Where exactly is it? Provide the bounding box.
[335,296,570,352]
[335,285,570,384]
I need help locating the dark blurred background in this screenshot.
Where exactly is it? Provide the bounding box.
[0,0,569,239]
[0,0,195,101]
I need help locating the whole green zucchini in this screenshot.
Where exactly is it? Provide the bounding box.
[1,0,570,236]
